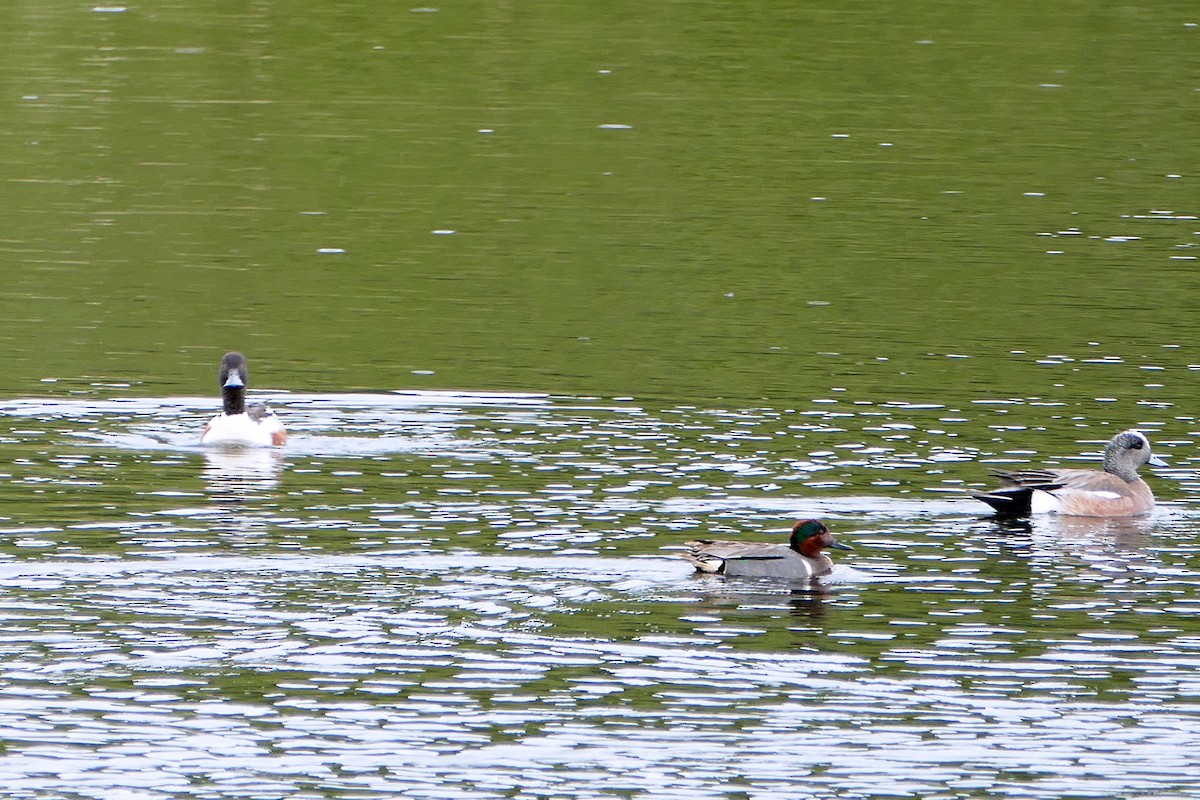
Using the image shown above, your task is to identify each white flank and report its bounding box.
[1030,490,1062,514]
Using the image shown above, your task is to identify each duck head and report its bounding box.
[218,351,250,415]
[1104,430,1167,481]
[789,519,852,558]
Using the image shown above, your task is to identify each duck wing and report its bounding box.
[682,540,789,573]
[987,468,1063,489]
[247,403,275,422]
[1049,468,1126,492]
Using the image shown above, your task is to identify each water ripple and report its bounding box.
[0,392,1196,797]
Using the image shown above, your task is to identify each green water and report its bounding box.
[1,4,1200,798]
[3,1,1197,402]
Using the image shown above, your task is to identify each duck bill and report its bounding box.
[829,538,853,551]
[1149,455,1168,468]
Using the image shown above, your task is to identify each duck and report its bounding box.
[683,519,852,580]
[971,429,1165,517]
[200,352,287,448]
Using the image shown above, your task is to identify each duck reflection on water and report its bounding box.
[202,447,285,501]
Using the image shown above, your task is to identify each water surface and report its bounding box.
[2,1,1200,797]
[0,392,1197,797]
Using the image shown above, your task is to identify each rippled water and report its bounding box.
[4,1,1200,796]
[1,391,1199,799]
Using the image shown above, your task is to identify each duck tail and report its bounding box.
[681,540,725,573]
[972,470,1065,517]
[971,487,1036,517]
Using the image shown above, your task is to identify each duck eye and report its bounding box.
[1129,439,1143,450]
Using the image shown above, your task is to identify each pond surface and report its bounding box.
[0,391,1198,798]
[2,1,1200,798]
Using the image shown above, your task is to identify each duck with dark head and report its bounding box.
[683,519,852,581]
[200,352,287,448]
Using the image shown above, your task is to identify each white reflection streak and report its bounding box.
[202,448,286,498]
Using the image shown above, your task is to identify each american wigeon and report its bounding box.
[200,352,287,448]
[683,519,852,580]
[971,429,1165,517]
